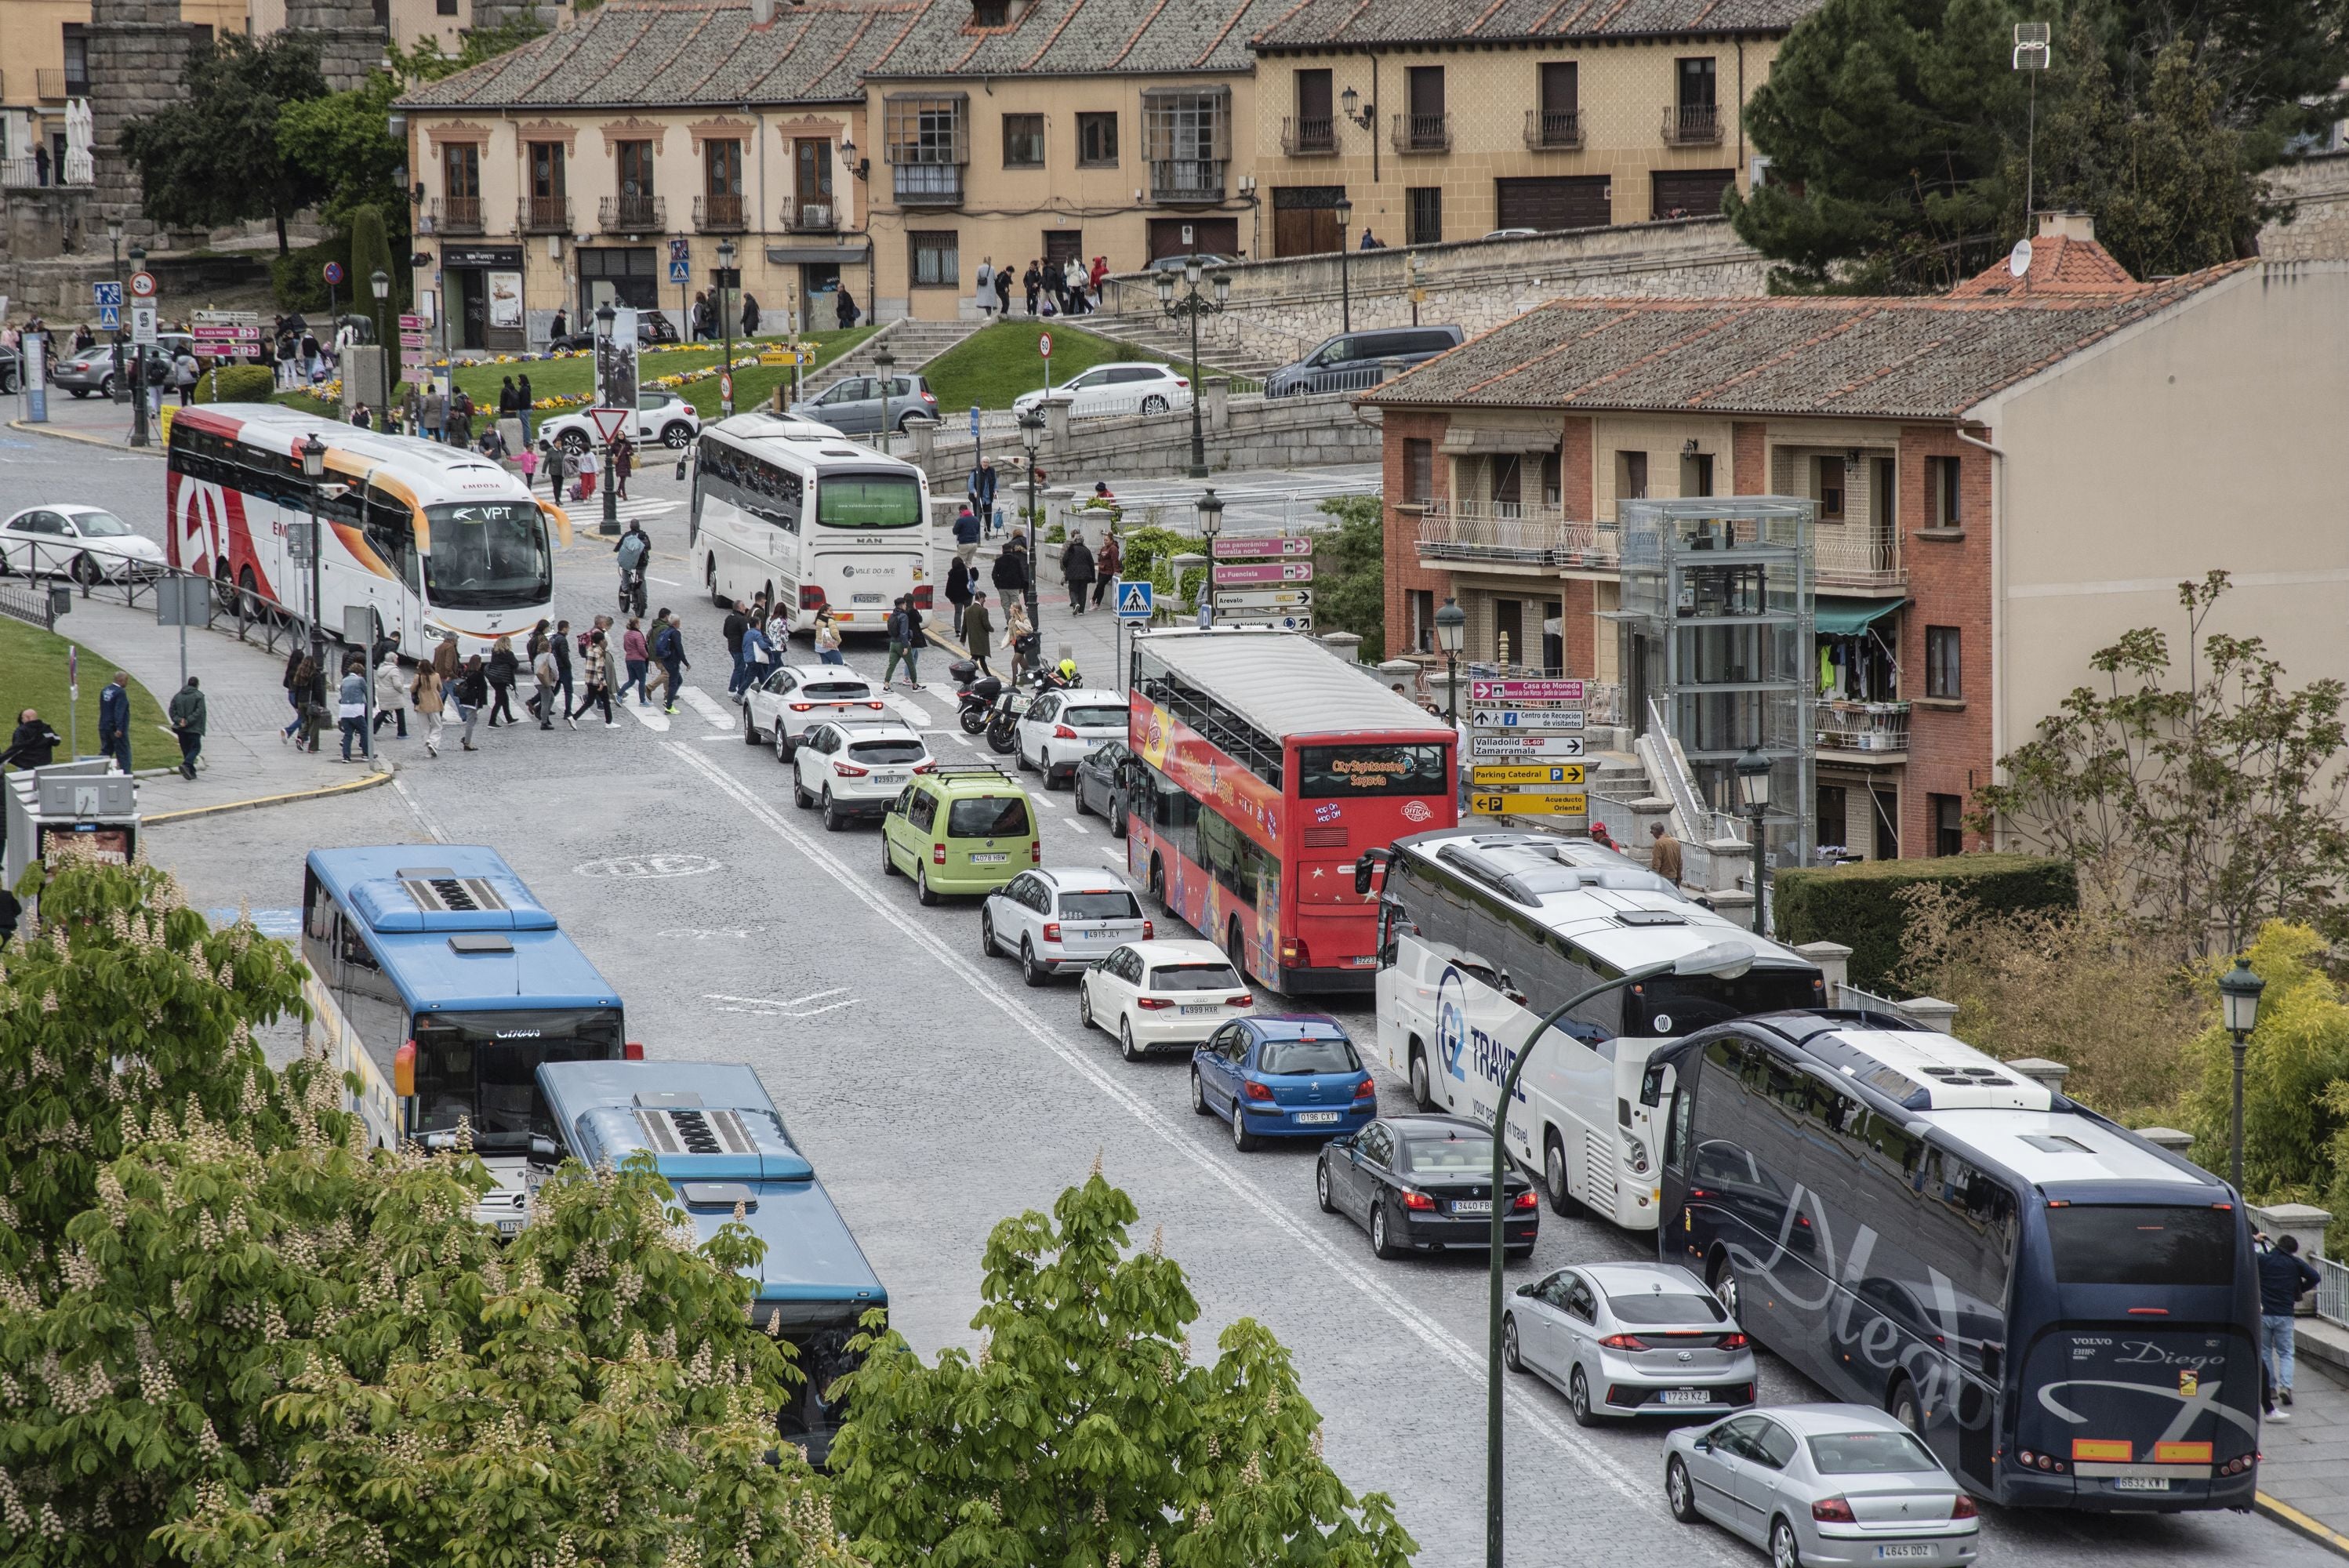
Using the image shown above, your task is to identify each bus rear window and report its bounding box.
[947,796,1030,837]
[1295,744,1449,798]
[2046,1206,2237,1287]
[815,474,921,528]
[1628,968,1823,1036]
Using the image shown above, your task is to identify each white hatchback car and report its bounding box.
[742,665,888,759]
[539,390,703,452]
[1079,938,1256,1061]
[791,717,932,829]
[0,504,168,583]
[981,869,1152,985]
[1014,688,1129,788]
[1011,363,1193,421]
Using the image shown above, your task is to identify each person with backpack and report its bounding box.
[2256,1232,2326,1417]
[571,617,619,728]
[651,612,688,714]
[615,521,652,609]
[485,636,521,727]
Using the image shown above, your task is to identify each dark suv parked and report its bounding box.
[1264,325,1465,397]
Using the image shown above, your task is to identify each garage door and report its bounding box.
[1149,216,1240,262]
[1494,176,1613,233]
[1651,169,1736,220]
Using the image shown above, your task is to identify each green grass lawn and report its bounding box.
[0,615,180,771]
[921,322,1172,412]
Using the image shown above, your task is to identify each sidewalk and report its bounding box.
[2258,1317,2349,1557]
[10,388,169,453]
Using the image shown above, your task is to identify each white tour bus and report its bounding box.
[689,413,932,633]
[1365,829,1825,1229]
[166,402,568,657]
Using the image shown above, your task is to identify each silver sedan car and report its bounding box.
[1665,1405,1981,1568]
[1502,1261,1755,1425]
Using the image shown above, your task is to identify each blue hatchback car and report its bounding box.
[1190,1015,1378,1151]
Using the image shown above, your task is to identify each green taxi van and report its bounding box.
[880,764,1041,904]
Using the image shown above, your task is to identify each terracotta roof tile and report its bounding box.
[1249,0,1815,48]
[1948,234,2147,298]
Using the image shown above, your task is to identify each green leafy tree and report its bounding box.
[389,16,548,82]
[829,1168,1416,1568]
[1312,495,1385,662]
[1971,572,2349,960]
[276,72,405,238]
[118,33,329,255]
[2177,922,2349,1201]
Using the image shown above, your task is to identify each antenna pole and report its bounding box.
[2026,68,2036,223]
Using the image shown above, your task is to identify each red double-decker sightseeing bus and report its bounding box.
[1125,630,1458,993]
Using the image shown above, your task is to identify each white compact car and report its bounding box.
[539,390,702,452]
[1011,363,1193,422]
[1078,938,1256,1061]
[1014,688,1129,788]
[0,505,168,583]
[791,717,932,829]
[742,665,888,759]
[982,869,1153,985]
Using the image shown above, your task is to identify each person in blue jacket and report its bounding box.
[97,670,133,775]
[2256,1232,2325,1417]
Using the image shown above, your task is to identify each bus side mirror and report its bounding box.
[1640,1063,1673,1109]
[1355,856,1373,895]
[675,458,689,481]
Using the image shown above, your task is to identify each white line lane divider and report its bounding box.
[677,685,735,730]
[665,741,1712,1540]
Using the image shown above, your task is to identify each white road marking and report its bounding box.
[887,694,934,727]
[626,703,673,732]
[1066,818,1088,834]
[664,741,1707,1535]
[1098,847,1127,869]
[677,685,735,729]
[648,575,681,586]
[390,777,449,842]
[704,988,860,1018]
[699,734,738,742]
[949,731,973,748]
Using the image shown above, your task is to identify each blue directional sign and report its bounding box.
[1116,580,1156,620]
[969,405,982,440]
[93,281,122,307]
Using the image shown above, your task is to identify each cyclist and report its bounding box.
[613,521,652,615]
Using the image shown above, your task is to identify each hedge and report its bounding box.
[1772,853,2078,994]
[195,365,279,405]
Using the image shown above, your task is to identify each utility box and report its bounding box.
[2,757,140,902]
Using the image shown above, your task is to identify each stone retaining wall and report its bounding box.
[2261,152,2349,262]
[902,385,1380,487]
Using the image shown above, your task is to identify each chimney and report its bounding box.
[2037,209,2096,244]
[750,0,775,25]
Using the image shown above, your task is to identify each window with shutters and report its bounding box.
[1403,437,1432,505]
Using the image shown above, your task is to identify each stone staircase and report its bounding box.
[1073,314,1289,380]
[821,318,984,384]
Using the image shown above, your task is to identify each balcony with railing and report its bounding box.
[1812,521,1901,590]
[2,157,89,188]
[518,195,572,234]
[1411,501,1620,571]
[783,198,837,232]
[1524,108,1584,150]
[431,195,484,235]
[1392,111,1451,154]
[600,193,663,234]
[1281,115,1337,156]
[1816,701,1910,759]
[1149,158,1225,205]
[37,69,87,100]
[1662,102,1723,146]
[695,192,746,232]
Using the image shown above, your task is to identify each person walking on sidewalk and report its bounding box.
[953,502,982,566]
[1091,528,1121,609]
[813,606,844,666]
[571,618,617,727]
[722,601,751,695]
[485,635,521,728]
[372,649,408,740]
[619,615,651,706]
[1059,532,1095,616]
[411,659,445,757]
[964,590,995,678]
[336,660,370,763]
[97,670,133,775]
[167,677,206,780]
[992,533,1033,622]
[651,612,688,715]
[1648,822,1683,884]
[969,458,999,539]
[281,645,312,744]
[455,655,488,750]
[532,638,561,729]
[946,555,973,640]
[2256,1232,2325,1417]
[883,596,925,688]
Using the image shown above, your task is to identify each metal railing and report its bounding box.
[1816,701,1909,753]
[1839,981,1924,1023]
[696,192,746,231]
[0,540,310,657]
[1644,695,1740,844]
[519,196,572,234]
[891,162,964,205]
[601,194,663,233]
[433,195,484,234]
[1814,522,1902,588]
[1149,159,1225,204]
[2315,1253,2347,1329]
[1412,502,1621,568]
[1662,103,1723,146]
[1525,109,1583,150]
[783,198,837,231]
[1281,115,1338,156]
[1392,111,1452,154]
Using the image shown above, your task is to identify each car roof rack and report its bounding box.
[930,761,1015,781]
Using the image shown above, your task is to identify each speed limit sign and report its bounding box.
[720,370,734,401]
[1039,332,1051,359]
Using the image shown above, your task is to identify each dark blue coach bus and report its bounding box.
[1649,1011,2261,1511]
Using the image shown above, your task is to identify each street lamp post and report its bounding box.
[370,269,392,417]
[1484,939,1757,1568]
[126,244,150,448]
[1436,597,1466,724]
[1018,409,1045,628]
[716,238,738,417]
[1334,195,1354,333]
[875,347,896,456]
[2219,957,2265,1194]
[1154,260,1233,479]
[1196,488,1223,623]
[299,434,329,750]
[594,301,620,536]
[1737,746,1773,938]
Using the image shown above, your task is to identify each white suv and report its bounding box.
[743,665,888,759]
[1078,938,1255,1061]
[791,718,933,829]
[1011,363,1193,421]
[540,390,702,452]
[981,869,1152,985]
[1014,688,1129,788]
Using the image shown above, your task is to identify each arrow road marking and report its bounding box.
[703,987,860,1019]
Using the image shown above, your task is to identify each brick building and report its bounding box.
[1362,216,2349,861]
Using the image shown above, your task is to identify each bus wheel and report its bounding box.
[1148,855,1166,902]
[1408,1040,1435,1111]
[1707,1250,1741,1323]
[1886,1376,1925,1437]
[1544,1130,1581,1217]
[1225,919,1247,978]
[708,557,727,608]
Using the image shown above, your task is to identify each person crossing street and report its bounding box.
[651,611,688,715]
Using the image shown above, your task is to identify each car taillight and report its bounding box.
[913,760,936,772]
[394,1039,416,1097]
[1043,922,1062,943]
[1142,919,1153,939]
[1596,1333,1650,1351]
[1054,723,1077,739]
[1951,1496,1978,1519]
[798,585,826,609]
[1243,1081,1273,1101]
[833,761,868,776]
[1811,1497,1856,1524]
[932,844,946,865]
[790,702,814,711]
[1719,1332,1748,1351]
[1230,994,1256,1007]
[1512,1189,1538,1209]
[1031,840,1040,862]
[624,1040,644,1061]
[1138,996,1173,1010]
[864,701,885,710]
[1401,1190,1436,1210]
[1353,1076,1378,1098]
[912,583,934,608]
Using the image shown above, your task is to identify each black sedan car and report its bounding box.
[1316,1115,1538,1260]
[548,312,681,354]
[1071,739,1135,836]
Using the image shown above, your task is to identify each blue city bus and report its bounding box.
[536,1059,888,1465]
[301,846,631,1233]
[1650,1011,2261,1512]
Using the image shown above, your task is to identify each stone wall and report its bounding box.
[284,0,387,91]
[902,387,1381,488]
[88,0,190,239]
[0,250,268,319]
[2261,152,2349,262]
[1098,216,1768,366]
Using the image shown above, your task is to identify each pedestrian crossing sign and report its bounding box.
[1116,580,1155,620]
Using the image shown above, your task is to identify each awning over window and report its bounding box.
[1814,597,1904,636]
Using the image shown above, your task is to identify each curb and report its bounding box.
[7,417,158,455]
[141,766,394,826]
[2258,1494,2349,1561]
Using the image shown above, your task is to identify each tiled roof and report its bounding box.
[870,0,1293,77]
[1947,233,2147,298]
[1250,0,1819,49]
[1363,263,2246,420]
[398,0,925,108]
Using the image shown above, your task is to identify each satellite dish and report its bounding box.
[2009,238,2034,278]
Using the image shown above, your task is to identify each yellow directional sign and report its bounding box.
[1471,763,1585,788]
[758,348,804,365]
[1469,791,1589,817]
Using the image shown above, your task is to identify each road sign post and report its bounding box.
[154,576,210,692]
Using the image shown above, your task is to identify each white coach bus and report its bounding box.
[1363,829,1825,1229]
[689,413,932,634]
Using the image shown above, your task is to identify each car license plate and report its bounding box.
[873,771,906,782]
[496,1218,523,1236]
[1350,956,1378,967]
[1180,1004,1221,1015]
[1451,1200,1492,1215]
[2111,1477,2171,1493]
[1660,1388,1711,1406]
[1297,1111,1341,1125]
[1875,1548,1942,1560]
[969,852,1007,863]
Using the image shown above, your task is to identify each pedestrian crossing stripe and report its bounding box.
[625,703,671,732]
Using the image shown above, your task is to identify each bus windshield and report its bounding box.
[423,501,551,607]
[412,1007,625,1148]
[2046,1205,2237,1286]
[815,474,922,528]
